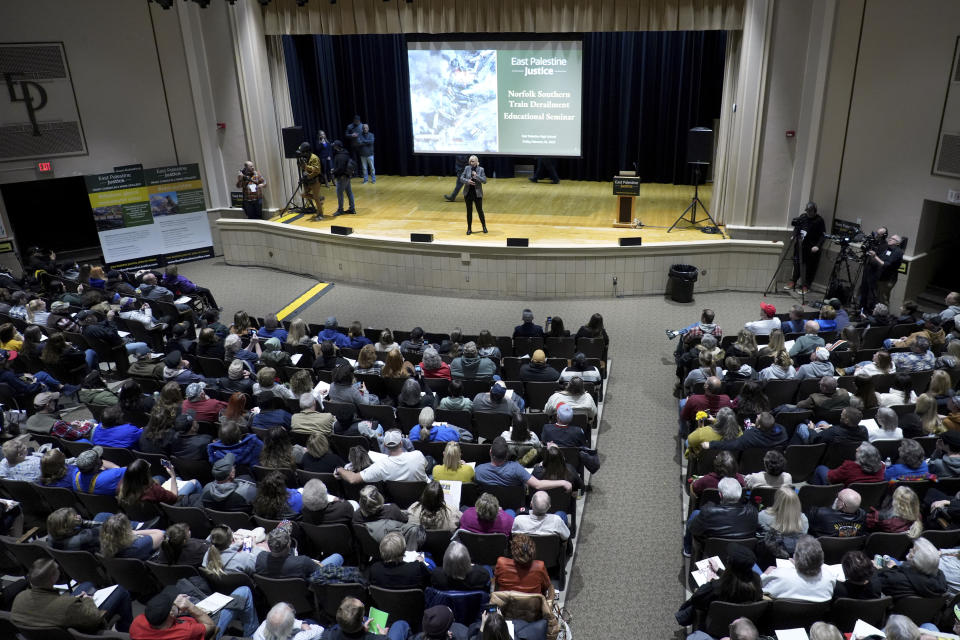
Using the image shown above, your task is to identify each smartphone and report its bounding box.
[545,316,552,331]
[414,365,422,374]
[486,605,498,614]
[160,458,172,469]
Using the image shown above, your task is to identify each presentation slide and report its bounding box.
[407,40,582,156]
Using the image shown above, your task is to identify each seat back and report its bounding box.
[524,381,560,413]
[74,492,120,519]
[763,598,831,634]
[785,444,827,482]
[46,547,110,587]
[471,412,512,442]
[352,523,382,564]
[146,560,200,585]
[16,625,75,640]
[396,406,423,432]
[424,586,490,627]
[204,508,253,531]
[171,456,213,486]
[818,535,866,564]
[358,403,398,430]
[704,600,770,640]
[296,470,344,498]
[830,596,892,631]
[456,531,508,566]
[477,484,526,511]
[160,504,213,539]
[200,567,255,596]
[382,481,428,509]
[797,484,843,509]
[922,529,960,549]
[252,465,298,487]
[864,532,913,560]
[101,556,161,598]
[2,538,51,574]
[528,534,565,585]
[300,522,356,563]
[254,575,316,616]
[699,537,757,566]
[368,586,426,633]
[762,379,800,407]
[890,595,947,626]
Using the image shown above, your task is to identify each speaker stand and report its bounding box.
[667,164,725,238]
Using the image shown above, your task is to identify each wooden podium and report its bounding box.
[612,175,640,228]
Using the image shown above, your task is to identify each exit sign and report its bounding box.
[36,160,54,174]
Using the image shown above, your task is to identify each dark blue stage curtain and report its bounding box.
[282,31,726,184]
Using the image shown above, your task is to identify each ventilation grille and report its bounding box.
[0,44,66,80]
[936,133,960,177]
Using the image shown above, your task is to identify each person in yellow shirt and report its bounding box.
[0,323,23,352]
[685,406,742,459]
[296,142,324,220]
[432,441,475,483]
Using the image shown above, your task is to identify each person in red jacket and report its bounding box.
[680,376,735,434]
[813,441,886,486]
[181,382,226,423]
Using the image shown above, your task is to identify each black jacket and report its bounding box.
[794,213,826,251]
[833,575,882,600]
[688,501,758,540]
[810,423,868,445]
[708,425,787,452]
[519,363,560,382]
[806,506,867,538]
[878,565,947,598]
[332,149,352,178]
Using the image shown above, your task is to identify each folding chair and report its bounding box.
[368,586,426,633]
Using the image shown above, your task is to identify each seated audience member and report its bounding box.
[684,477,757,556]
[533,443,583,493]
[858,303,894,328]
[225,332,261,369]
[161,264,219,309]
[833,550,882,600]
[680,376,736,424]
[758,350,797,381]
[878,373,919,408]
[807,488,867,538]
[883,438,929,481]
[727,329,759,359]
[854,349,896,377]
[257,313,288,342]
[118,379,155,428]
[202,308,229,339]
[744,302,781,336]
[300,478,354,525]
[0,437,43,481]
[902,393,944,437]
[259,337,292,369]
[195,327,225,360]
[252,366,295,400]
[878,537,947,598]
[781,305,806,334]
[702,411,786,453]
[929,370,957,413]
[514,309,545,338]
[397,377,435,411]
[520,349,560,382]
[756,487,808,564]
[475,437,572,492]
[400,326,430,358]
[336,429,427,484]
[72,446,126,494]
[201,452,258,511]
[207,418,264,467]
[46,507,107,552]
[202,524,263,576]
[100,513,164,560]
[559,351,602,385]
[690,451,746,496]
[930,430,960,477]
[761,535,835,601]
[152,522,210,567]
[381,347,413,379]
[493,533,553,598]
[345,321,371,350]
[817,305,838,332]
[39,449,78,489]
[251,393,293,430]
[438,379,472,412]
[512,491,570,541]
[472,380,523,420]
[788,321,825,358]
[165,322,195,357]
[432,441,475,483]
[410,407,462,443]
[675,545,762,625]
[328,363,378,417]
[683,351,722,396]
[77,371,119,407]
[421,346,451,380]
[450,341,496,380]
[883,615,933,640]
[291,392,335,438]
[256,521,343,578]
[253,470,301,520]
[317,316,351,348]
[220,358,255,395]
[118,458,200,509]
[181,381,227,422]
[745,449,792,489]
[12,558,134,633]
[796,347,834,379]
[459,492,514,535]
[324,596,410,640]
[867,485,923,536]
[814,441,885,487]
[758,328,786,358]
[300,432,346,473]
[352,484,407,525]
[680,333,725,379]
[541,403,587,449]
[945,394,960,434]
[431,541,491,591]
[886,315,946,351]
[259,426,298,470]
[896,300,924,325]
[850,373,879,411]
[544,376,596,420]
[254,603,324,640]
[354,343,383,376]
[797,407,867,447]
[677,308,722,348]
[890,336,936,372]
[723,356,757,383]
[132,585,258,640]
[369,531,431,589]
[685,406,740,459]
[795,376,852,421]
[475,330,502,360]
[139,405,212,460]
[501,415,541,464]
[375,329,400,354]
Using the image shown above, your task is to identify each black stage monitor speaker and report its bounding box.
[687,127,714,165]
[331,226,353,236]
[410,233,434,243]
[281,126,305,159]
[507,238,529,247]
[619,237,643,246]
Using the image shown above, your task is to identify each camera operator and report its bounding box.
[785,201,825,293]
[235,161,266,220]
[297,142,324,220]
[859,227,903,311]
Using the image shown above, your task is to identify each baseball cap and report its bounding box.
[324,316,337,329]
[185,382,206,401]
[228,359,245,380]
[76,446,104,473]
[382,429,403,449]
[760,302,776,318]
[814,347,830,361]
[164,350,182,369]
[556,403,574,424]
[144,591,177,626]
[422,606,455,638]
[33,391,60,407]
[490,381,506,398]
[211,452,236,480]
[531,349,546,364]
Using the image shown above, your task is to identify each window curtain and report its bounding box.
[282,30,726,183]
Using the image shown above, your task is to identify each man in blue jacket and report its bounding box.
[317,317,351,348]
[357,124,375,184]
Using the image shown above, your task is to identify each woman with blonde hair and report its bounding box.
[25,298,49,325]
[915,393,944,435]
[99,513,164,559]
[928,369,955,412]
[354,344,383,375]
[867,485,923,538]
[758,328,786,357]
[758,486,808,539]
[381,348,413,379]
[202,524,262,576]
[285,317,312,346]
[759,350,796,380]
[728,329,759,358]
[431,441,474,482]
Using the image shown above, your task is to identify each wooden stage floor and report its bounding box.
[271,176,720,246]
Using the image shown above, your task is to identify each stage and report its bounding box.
[269,176,722,246]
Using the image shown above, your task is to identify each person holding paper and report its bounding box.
[460,155,487,235]
[254,602,323,640]
[236,160,266,219]
[322,596,410,640]
[12,558,134,632]
[132,587,260,640]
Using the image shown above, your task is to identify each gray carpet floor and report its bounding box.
[176,257,795,637]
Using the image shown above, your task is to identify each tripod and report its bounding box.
[823,239,862,309]
[668,163,725,237]
[765,229,806,305]
[279,159,313,216]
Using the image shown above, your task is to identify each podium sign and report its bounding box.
[613,176,640,196]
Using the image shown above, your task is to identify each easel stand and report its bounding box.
[668,163,725,238]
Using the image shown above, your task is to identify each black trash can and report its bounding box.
[668,264,698,303]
